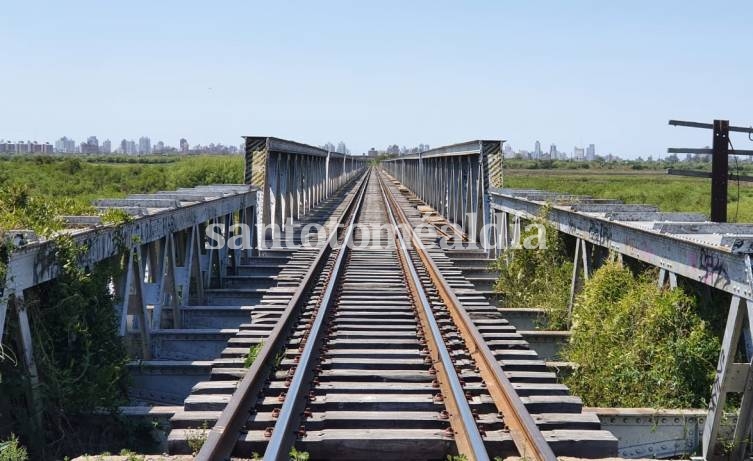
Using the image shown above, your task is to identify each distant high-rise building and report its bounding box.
[180,138,189,153]
[54,136,77,153]
[102,139,111,154]
[586,144,596,161]
[120,139,137,155]
[154,141,165,153]
[367,147,378,157]
[574,146,585,161]
[0,139,15,154]
[80,136,99,154]
[138,136,151,155]
[534,141,542,159]
[503,143,513,157]
[549,144,557,159]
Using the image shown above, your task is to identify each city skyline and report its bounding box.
[1,2,751,159]
[0,134,692,161]
[0,135,244,155]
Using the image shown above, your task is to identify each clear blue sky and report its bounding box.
[2,1,752,157]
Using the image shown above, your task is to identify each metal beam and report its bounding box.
[0,186,257,347]
[670,119,753,134]
[489,189,753,298]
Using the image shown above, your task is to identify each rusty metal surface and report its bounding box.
[194,171,369,461]
[379,170,556,461]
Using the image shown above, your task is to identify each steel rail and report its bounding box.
[377,174,490,461]
[194,171,370,461]
[378,169,557,461]
[262,169,370,461]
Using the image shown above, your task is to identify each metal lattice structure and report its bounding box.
[380,140,503,244]
[488,188,753,460]
[244,137,367,245]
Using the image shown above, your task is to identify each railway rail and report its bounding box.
[170,168,616,460]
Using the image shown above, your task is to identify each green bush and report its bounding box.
[564,261,720,408]
[0,154,244,457]
[243,342,263,368]
[0,434,28,461]
[494,215,573,330]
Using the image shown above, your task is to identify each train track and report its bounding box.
[171,168,615,460]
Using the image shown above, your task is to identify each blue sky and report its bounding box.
[1,1,752,157]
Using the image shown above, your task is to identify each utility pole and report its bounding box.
[711,120,729,222]
[668,119,753,222]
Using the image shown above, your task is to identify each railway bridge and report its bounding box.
[2,137,753,460]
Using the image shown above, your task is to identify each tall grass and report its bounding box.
[0,155,243,234]
[494,214,572,330]
[564,262,720,408]
[505,168,753,222]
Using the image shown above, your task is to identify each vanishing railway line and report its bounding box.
[7,136,751,460]
[166,169,614,460]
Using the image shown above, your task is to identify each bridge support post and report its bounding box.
[657,268,678,289]
[115,248,152,359]
[500,211,510,259]
[703,291,753,460]
[12,294,43,431]
[567,238,591,326]
[146,236,179,331]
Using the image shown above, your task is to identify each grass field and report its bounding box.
[504,168,753,222]
[0,155,243,232]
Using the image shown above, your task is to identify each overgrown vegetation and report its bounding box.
[289,447,310,461]
[494,210,573,330]
[564,262,720,408]
[243,342,263,368]
[0,236,134,458]
[0,154,243,458]
[494,212,723,408]
[186,420,210,455]
[0,155,243,234]
[0,434,28,461]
